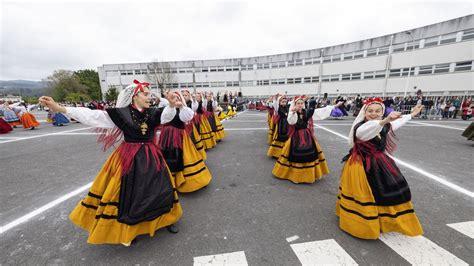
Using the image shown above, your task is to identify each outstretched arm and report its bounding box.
[312,101,344,120]
[39,96,115,128]
[391,105,423,131]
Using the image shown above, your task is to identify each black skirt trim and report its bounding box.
[183,166,207,177]
[200,130,213,135]
[337,194,376,206]
[95,214,118,220]
[87,192,102,200]
[81,201,120,210]
[183,159,204,168]
[81,201,98,210]
[99,201,119,207]
[339,204,415,220]
[276,159,323,169]
[270,143,284,148]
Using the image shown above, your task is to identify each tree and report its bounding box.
[65,92,91,103]
[146,61,177,96]
[105,86,119,102]
[44,70,88,102]
[74,69,101,100]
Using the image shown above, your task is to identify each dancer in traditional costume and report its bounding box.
[52,111,70,126]
[38,80,182,245]
[217,105,227,121]
[1,102,21,127]
[17,102,40,130]
[193,92,217,150]
[462,122,474,142]
[182,90,207,160]
[330,96,348,119]
[335,98,424,239]
[272,96,339,183]
[226,104,236,117]
[159,91,212,193]
[266,96,276,145]
[267,95,289,158]
[0,117,13,134]
[205,93,225,141]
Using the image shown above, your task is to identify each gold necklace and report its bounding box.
[131,109,150,136]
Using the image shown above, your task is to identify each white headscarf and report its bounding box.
[116,84,137,108]
[348,101,385,147]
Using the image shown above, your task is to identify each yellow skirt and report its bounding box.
[335,157,423,239]
[272,138,329,183]
[191,124,207,161]
[218,112,227,121]
[69,150,182,244]
[214,114,226,140]
[199,115,217,150]
[267,116,275,145]
[267,124,287,158]
[173,132,212,193]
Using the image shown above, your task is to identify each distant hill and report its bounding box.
[0,80,48,97]
[0,80,47,90]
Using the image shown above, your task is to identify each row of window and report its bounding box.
[112,60,469,89]
[107,29,474,76]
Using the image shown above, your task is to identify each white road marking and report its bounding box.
[224,120,267,122]
[0,182,93,234]
[290,239,357,265]
[314,124,474,198]
[286,235,300,242]
[225,128,267,131]
[0,127,93,144]
[447,221,474,239]
[193,251,248,266]
[54,132,104,135]
[408,121,464,130]
[380,232,468,265]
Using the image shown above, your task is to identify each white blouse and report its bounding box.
[65,107,115,129]
[160,106,195,124]
[64,105,190,129]
[355,114,412,141]
[287,106,335,125]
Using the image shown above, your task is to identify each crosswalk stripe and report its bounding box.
[290,239,357,265]
[193,251,248,266]
[379,232,468,265]
[447,221,474,239]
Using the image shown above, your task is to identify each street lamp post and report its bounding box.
[382,35,394,98]
[404,31,416,98]
[317,49,324,98]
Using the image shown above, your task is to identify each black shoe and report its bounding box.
[166,224,179,234]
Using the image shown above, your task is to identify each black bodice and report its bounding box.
[106,106,162,142]
[354,121,391,152]
[206,100,213,112]
[166,108,185,129]
[196,101,204,114]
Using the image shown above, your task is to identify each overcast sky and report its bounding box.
[1,0,472,81]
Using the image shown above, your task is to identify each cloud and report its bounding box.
[1,0,472,80]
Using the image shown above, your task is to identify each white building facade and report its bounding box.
[98,15,474,98]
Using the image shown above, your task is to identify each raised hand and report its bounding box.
[411,105,424,117]
[166,91,177,107]
[38,96,66,113]
[387,111,402,122]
